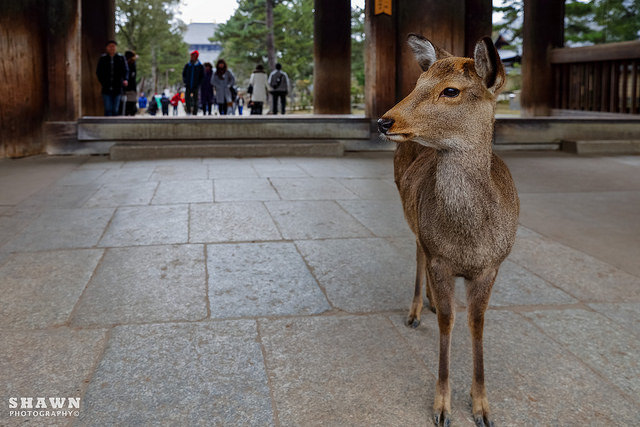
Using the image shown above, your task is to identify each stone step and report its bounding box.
[109,141,345,160]
[562,140,640,154]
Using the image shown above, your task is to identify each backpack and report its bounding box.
[270,71,284,90]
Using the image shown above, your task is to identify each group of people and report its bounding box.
[97,40,290,117]
[182,50,290,116]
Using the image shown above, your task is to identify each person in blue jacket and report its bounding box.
[182,50,205,115]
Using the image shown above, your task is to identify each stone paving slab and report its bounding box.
[338,199,413,237]
[390,310,640,425]
[71,245,207,326]
[16,184,102,211]
[214,178,281,202]
[1,152,639,426]
[4,208,114,252]
[265,200,373,240]
[509,233,640,302]
[518,190,640,277]
[0,249,103,329]
[588,302,640,339]
[208,242,330,318]
[207,161,259,178]
[189,202,282,243]
[151,180,214,205]
[336,178,400,200]
[0,328,109,427]
[83,182,159,208]
[76,321,273,426]
[455,259,578,308]
[98,205,189,247]
[523,308,640,402]
[149,164,209,181]
[259,315,432,427]
[94,167,155,184]
[270,177,358,200]
[295,238,414,312]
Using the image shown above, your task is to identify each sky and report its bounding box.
[178,0,365,24]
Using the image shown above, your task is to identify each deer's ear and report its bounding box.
[474,37,506,93]
[408,34,451,72]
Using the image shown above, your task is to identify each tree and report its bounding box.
[494,0,640,48]
[214,0,365,110]
[116,0,188,94]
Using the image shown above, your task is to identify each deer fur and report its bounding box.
[378,34,519,427]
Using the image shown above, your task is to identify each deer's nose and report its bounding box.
[377,118,395,134]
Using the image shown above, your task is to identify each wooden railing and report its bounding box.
[551,40,640,115]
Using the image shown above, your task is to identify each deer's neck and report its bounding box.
[434,148,495,223]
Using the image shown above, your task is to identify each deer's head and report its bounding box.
[378,35,505,152]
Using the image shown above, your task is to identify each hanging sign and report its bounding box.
[375,0,392,16]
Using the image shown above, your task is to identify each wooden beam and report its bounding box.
[313,0,351,114]
[46,0,81,121]
[396,0,465,99]
[82,0,115,116]
[464,0,492,58]
[521,0,565,117]
[364,0,397,119]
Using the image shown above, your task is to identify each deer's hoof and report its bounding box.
[405,317,420,328]
[473,415,494,427]
[434,410,451,427]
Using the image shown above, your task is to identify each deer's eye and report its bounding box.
[440,88,460,98]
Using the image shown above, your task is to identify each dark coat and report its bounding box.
[96,53,129,95]
[200,68,214,104]
[182,60,205,91]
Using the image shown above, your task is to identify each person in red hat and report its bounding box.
[182,50,205,115]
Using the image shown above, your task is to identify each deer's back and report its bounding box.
[394,142,519,277]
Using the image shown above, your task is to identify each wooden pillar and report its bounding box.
[396,0,465,99]
[364,0,397,119]
[0,1,47,157]
[82,0,115,116]
[464,0,492,58]
[521,0,564,116]
[313,0,351,114]
[46,0,81,121]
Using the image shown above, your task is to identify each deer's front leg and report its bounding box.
[466,269,498,427]
[407,242,427,328]
[430,259,455,426]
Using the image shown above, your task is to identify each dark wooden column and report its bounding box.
[364,0,397,119]
[313,0,351,114]
[46,0,81,121]
[82,0,115,116]
[521,0,564,116]
[464,0,492,58]
[396,0,465,99]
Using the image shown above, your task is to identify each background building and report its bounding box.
[184,23,222,65]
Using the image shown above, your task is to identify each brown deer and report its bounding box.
[378,34,519,427]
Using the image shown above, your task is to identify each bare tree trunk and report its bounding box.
[151,44,158,94]
[266,0,276,70]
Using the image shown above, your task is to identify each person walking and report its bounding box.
[248,64,269,115]
[123,51,138,116]
[211,59,236,116]
[170,92,183,116]
[200,62,214,115]
[268,63,290,114]
[138,92,148,115]
[96,40,129,116]
[160,93,170,116]
[182,50,204,115]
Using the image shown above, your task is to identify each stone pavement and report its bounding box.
[0,152,639,426]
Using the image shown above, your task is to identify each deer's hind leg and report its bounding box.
[465,269,498,427]
[407,241,433,328]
